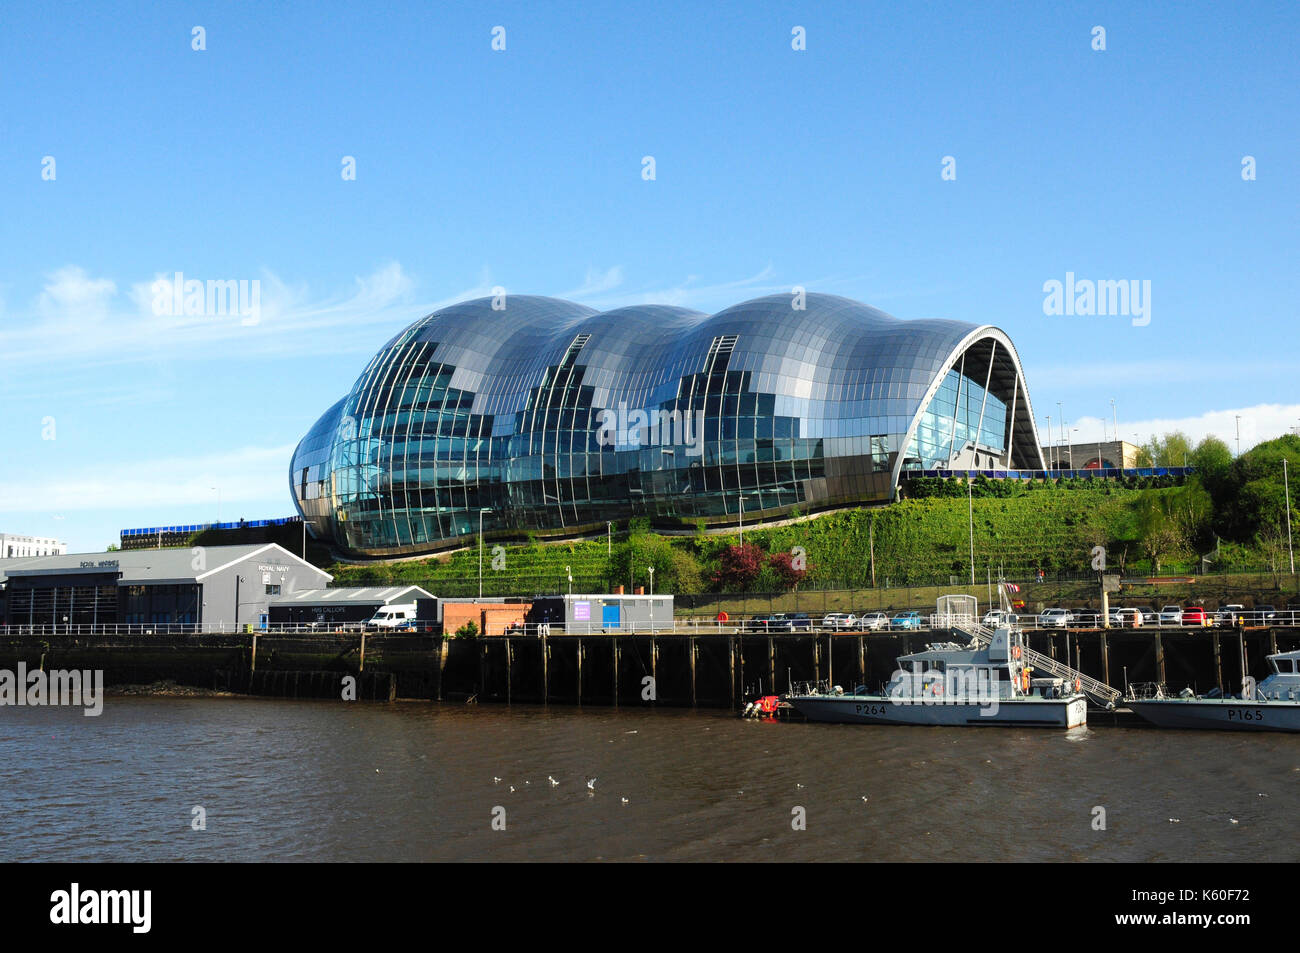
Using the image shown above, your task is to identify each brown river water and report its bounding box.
[2,698,1297,862]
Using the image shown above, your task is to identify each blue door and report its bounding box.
[602,604,621,631]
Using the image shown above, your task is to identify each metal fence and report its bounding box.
[5,610,1298,640]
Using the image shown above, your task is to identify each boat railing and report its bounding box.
[787,679,835,696]
[1126,681,1168,701]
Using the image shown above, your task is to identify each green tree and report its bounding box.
[609,532,702,594]
[1212,435,1300,542]
[1134,492,1187,574]
[1190,435,1232,475]
[1137,430,1193,468]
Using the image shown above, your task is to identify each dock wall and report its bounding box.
[3,627,1298,708]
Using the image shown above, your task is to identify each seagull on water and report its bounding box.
[586,777,597,792]
[621,797,629,804]
[548,775,559,787]
[493,777,501,784]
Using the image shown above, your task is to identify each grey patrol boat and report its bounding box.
[1126,649,1300,733]
[784,626,1088,729]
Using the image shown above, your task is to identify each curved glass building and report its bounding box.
[291,293,1045,557]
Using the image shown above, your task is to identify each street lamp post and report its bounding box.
[648,566,655,629]
[1235,416,1242,457]
[607,521,612,557]
[1284,459,1295,576]
[738,495,744,545]
[1045,415,1052,469]
[478,509,486,599]
[565,565,573,596]
[967,477,975,585]
[1056,402,1063,468]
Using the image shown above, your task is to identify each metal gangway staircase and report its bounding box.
[944,616,1122,708]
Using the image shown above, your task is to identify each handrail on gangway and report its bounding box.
[952,620,1122,708]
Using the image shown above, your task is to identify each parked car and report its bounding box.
[1213,604,1245,627]
[789,612,813,631]
[821,612,858,631]
[1158,605,1183,626]
[1069,608,1101,627]
[857,611,890,631]
[1038,607,1073,628]
[1250,605,1277,625]
[890,610,923,630]
[1109,607,1143,628]
[1136,606,1160,625]
[982,609,1019,626]
[1181,606,1209,626]
[749,613,791,633]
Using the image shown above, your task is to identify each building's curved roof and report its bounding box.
[370,293,992,428]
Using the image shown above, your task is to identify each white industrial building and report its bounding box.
[0,533,67,559]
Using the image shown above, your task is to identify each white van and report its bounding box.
[365,603,417,630]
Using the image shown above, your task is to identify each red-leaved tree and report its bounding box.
[710,542,766,591]
[768,551,811,591]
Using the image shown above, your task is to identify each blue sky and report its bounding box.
[2,0,1297,552]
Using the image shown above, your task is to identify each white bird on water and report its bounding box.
[509,785,515,793]
[548,775,559,787]
[586,777,597,792]
[493,777,501,784]
[621,797,629,804]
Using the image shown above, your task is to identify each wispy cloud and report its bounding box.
[0,262,434,375]
[558,265,626,300]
